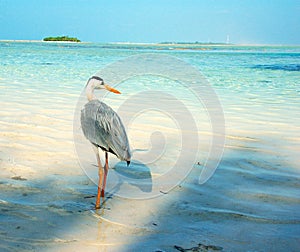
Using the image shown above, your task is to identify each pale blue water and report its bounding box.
[0,42,299,251]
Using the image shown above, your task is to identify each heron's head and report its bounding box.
[88,76,121,94]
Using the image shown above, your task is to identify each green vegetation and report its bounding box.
[43,36,81,42]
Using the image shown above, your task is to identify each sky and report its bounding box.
[0,0,299,44]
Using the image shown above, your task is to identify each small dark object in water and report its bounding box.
[11,176,27,181]
[174,243,223,251]
[84,195,95,199]
[160,190,168,194]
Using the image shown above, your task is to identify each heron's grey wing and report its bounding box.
[105,111,131,161]
[81,100,111,150]
[95,103,131,161]
[81,100,131,161]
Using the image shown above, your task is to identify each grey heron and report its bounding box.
[81,76,131,209]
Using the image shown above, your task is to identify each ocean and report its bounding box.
[0,41,299,251]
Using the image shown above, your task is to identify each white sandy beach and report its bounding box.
[1,86,299,251]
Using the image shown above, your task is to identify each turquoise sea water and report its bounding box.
[0,42,299,251]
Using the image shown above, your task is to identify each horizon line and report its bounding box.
[0,39,299,47]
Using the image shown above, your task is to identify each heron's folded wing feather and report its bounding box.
[96,103,131,160]
[81,100,131,161]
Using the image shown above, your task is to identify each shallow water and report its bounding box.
[0,42,299,251]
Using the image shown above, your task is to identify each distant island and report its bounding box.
[159,41,229,45]
[43,36,81,42]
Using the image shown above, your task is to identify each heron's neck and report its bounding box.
[86,82,97,101]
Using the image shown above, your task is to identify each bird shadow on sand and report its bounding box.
[110,160,153,194]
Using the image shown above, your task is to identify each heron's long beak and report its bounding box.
[104,84,121,94]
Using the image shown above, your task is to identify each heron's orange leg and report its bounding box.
[101,152,109,198]
[95,150,104,209]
